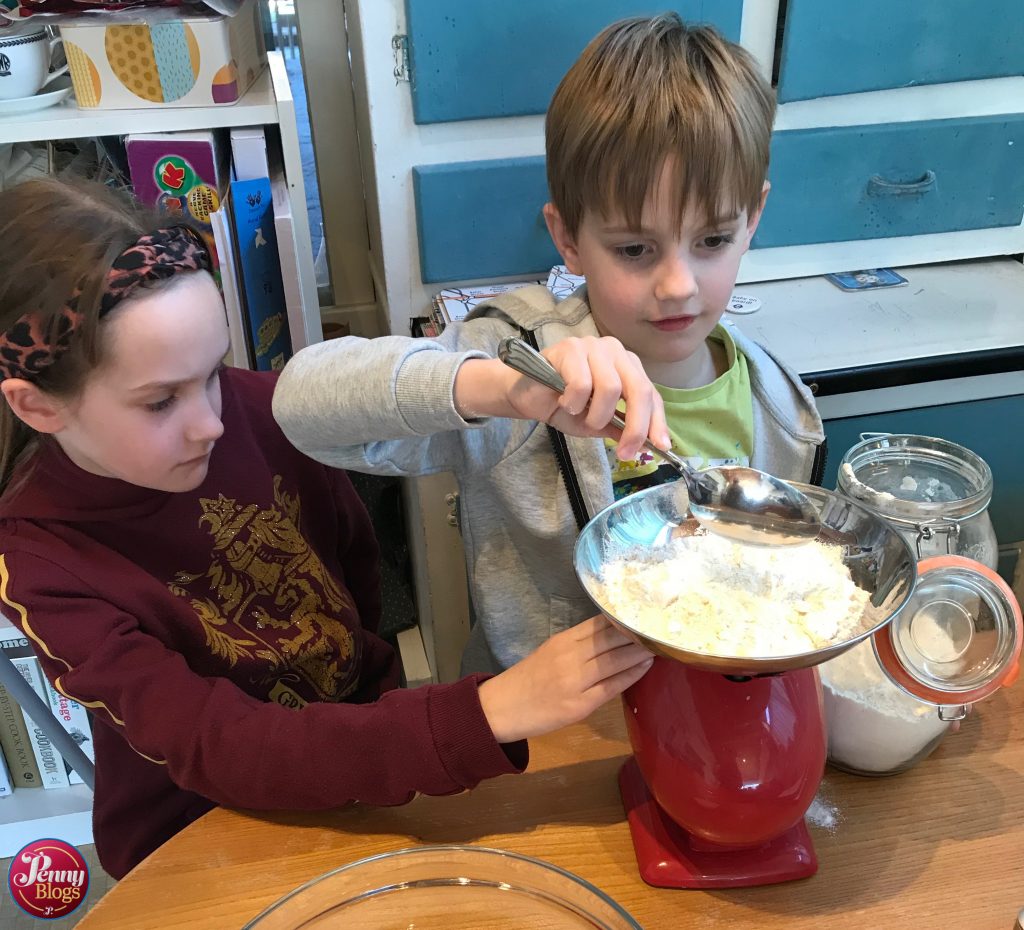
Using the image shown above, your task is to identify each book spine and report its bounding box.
[11,657,69,790]
[0,746,12,798]
[0,682,42,788]
[43,679,94,787]
[211,198,254,370]
[229,177,292,371]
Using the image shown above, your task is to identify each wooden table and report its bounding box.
[78,686,1024,930]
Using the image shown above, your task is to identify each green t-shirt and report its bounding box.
[607,325,754,500]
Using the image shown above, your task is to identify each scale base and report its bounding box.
[619,757,818,889]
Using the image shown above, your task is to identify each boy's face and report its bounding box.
[545,160,767,369]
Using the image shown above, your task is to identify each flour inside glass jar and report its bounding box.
[595,533,871,658]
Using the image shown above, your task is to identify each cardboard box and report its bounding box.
[60,0,266,109]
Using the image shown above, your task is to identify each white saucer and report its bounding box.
[0,77,74,118]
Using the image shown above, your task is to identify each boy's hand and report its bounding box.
[477,614,654,744]
[454,336,669,461]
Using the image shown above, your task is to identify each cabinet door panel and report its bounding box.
[755,115,1024,249]
[413,157,558,282]
[778,0,1024,103]
[405,0,743,124]
[822,395,1024,546]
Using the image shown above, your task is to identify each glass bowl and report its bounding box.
[241,845,642,929]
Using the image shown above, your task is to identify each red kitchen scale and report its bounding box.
[574,482,1022,889]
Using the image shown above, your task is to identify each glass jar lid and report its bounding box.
[838,434,993,525]
[873,555,1021,706]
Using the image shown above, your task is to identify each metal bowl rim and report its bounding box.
[572,482,919,674]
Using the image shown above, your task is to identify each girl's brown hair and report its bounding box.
[0,177,166,497]
[546,13,776,237]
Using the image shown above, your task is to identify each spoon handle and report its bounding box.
[496,336,567,393]
[497,337,699,480]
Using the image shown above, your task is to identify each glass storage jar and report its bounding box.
[819,638,952,776]
[820,556,1021,776]
[836,433,998,570]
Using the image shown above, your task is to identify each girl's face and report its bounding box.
[55,272,231,493]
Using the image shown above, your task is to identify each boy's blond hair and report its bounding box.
[546,13,775,237]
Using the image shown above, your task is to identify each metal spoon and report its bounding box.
[497,337,821,546]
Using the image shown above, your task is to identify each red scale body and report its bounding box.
[618,658,826,888]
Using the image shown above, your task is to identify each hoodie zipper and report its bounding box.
[810,438,829,488]
[521,329,590,532]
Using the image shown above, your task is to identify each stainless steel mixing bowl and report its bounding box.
[574,482,917,677]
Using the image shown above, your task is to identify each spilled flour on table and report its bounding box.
[806,791,842,834]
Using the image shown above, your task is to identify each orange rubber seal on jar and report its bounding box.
[873,555,1022,706]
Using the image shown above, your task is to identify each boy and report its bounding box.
[274,13,825,674]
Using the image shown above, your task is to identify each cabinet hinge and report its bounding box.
[392,34,411,82]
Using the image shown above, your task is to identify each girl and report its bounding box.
[0,178,655,879]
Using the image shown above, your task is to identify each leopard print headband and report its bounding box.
[0,226,212,382]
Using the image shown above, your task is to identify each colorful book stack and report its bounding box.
[0,627,94,798]
[125,127,298,372]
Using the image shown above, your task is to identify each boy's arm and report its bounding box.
[273,319,529,478]
[274,322,669,477]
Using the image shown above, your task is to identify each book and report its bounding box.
[1,630,70,790]
[0,746,11,799]
[210,196,253,369]
[432,280,539,326]
[0,681,42,789]
[270,162,308,354]
[230,126,271,183]
[126,130,231,278]
[10,655,69,790]
[42,677,94,788]
[229,176,292,370]
[546,265,586,300]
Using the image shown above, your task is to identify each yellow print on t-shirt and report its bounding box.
[169,475,359,700]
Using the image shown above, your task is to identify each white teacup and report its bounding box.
[0,29,68,101]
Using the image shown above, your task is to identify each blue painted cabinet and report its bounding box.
[778,0,1024,103]
[412,111,1024,279]
[404,0,743,124]
[413,158,558,282]
[755,115,1024,249]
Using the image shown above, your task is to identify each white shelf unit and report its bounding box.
[0,50,322,351]
[0,50,322,850]
[0,784,94,860]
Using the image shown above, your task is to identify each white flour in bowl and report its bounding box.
[819,639,949,774]
[594,533,871,658]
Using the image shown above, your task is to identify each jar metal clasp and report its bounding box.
[938,704,968,722]
[915,519,961,558]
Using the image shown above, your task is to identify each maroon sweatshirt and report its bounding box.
[0,369,525,878]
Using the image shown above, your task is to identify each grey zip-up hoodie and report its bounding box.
[273,286,825,673]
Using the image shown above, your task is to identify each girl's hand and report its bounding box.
[477,614,654,744]
[454,336,669,462]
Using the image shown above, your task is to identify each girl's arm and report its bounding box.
[7,550,521,810]
[327,467,383,636]
[5,550,651,810]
